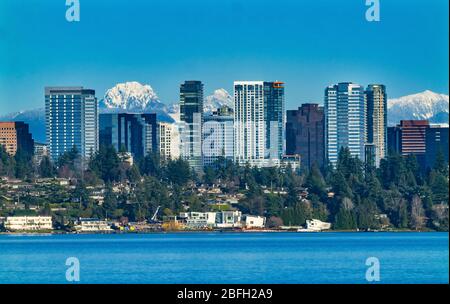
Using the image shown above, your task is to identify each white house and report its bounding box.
[4,216,53,231]
[216,211,242,229]
[75,218,113,232]
[179,212,217,229]
[244,215,266,229]
[180,212,216,229]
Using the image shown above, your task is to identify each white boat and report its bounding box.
[297,219,332,232]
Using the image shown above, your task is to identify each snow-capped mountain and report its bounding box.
[2,89,448,144]
[388,90,449,126]
[204,88,234,114]
[100,81,163,112]
[99,81,174,122]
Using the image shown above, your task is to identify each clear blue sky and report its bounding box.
[0,0,448,114]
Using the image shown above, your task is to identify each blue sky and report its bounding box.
[0,0,448,114]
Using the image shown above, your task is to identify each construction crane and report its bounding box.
[150,206,161,223]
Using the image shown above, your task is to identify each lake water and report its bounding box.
[0,232,448,284]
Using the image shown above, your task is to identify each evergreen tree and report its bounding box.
[89,145,121,182]
[305,162,327,199]
[103,183,118,219]
[39,156,56,178]
[166,158,191,186]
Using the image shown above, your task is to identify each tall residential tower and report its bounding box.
[234,81,285,167]
[325,82,365,167]
[45,87,98,162]
[365,84,387,167]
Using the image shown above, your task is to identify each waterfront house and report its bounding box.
[75,218,113,232]
[4,216,53,231]
[179,212,217,229]
[216,211,242,229]
[243,215,266,229]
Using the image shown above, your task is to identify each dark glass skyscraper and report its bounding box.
[180,81,204,169]
[286,104,324,169]
[264,81,285,160]
[99,113,158,159]
[425,125,449,169]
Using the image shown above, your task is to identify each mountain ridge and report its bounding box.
[1,88,448,143]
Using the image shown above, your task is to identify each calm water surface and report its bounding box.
[0,232,448,284]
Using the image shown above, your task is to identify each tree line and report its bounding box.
[0,144,448,231]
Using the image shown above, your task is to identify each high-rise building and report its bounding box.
[233,81,285,167]
[0,122,34,156]
[387,126,401,154]
[398,120,429,155]
[264,81,285,160]
[45,87,98,162]
[286,104,325,169]
[99,113,158,159]
[425,124,449,169]
[387,120,430,169]
[365,84,387,167]
[202,108,234,167]
[159,122,180,161]
[34,142,49,165]
[325,82,365,167]
[179,81,203,170]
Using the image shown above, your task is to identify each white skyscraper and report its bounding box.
[202,110,234,167]
[159,122,180,161]
[325,82,365,167]
[234,81,265,166]
[233,81,285,167]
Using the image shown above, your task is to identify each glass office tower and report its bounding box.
[179,81,204,170]
[99,113,158,159]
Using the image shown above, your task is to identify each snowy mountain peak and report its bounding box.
[99,81,174,123]
[388,90,449,125]
[100,81,161,112]
[204,88,234,113]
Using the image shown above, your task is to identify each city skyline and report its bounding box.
[0,0,449,114]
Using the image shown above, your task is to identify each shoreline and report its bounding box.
[0,229,446,236]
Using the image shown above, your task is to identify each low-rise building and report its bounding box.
[216,211,242,229]
[75,218,113,232]
[118,152,134,167]
[243,215,266,229]
[179,212,216,229]
[4,216,53,231]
